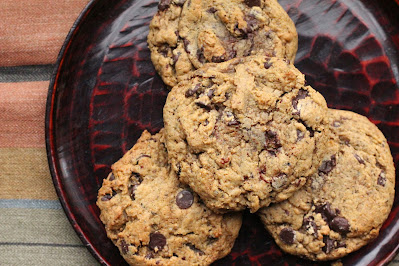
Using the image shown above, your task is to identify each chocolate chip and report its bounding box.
[145,253,154,259]
[183,39,190,53]
[159,45,169,57]
[173,52,181,65]
[185,83,200,97]
[244,0,261,7]
[377,171,386,186]
[109,173,115,181]
[186,243,205,255]
[131,172,143,182]
[337,241,347,248]
[354,154,365,164]
[279,228,295,245]
[292,88,309,110]
[303,216,318,237]
[101,194,112,201]
[264,61,272,69]
[228,120,240,126]
[207,7,217,13]
[195,101,211,110]
[318,155,337,175]
[211,55,226,63]
[296,129,305,141]
[149,232,167,251]
[158,0,171,11]
[330,217,350,233]
[120,240,129,254]
[176,190,194,209]
[322,235,335,254]
[197,48,206,64]
[265,130,282,153]
[315,202,337,222]
[207,89,214,98]
[129,184,139,200]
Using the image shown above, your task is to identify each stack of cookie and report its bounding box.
[97,0,395,264]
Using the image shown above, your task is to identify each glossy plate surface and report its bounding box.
[46,0,399,265]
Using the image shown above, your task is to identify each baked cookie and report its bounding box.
[148,0,297,87]
[97,130,242,265]
[148,0,194,87]
[179,0,297,68]
[163,56,328,213]
[258,109,395,261]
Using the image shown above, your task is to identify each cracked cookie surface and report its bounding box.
[97,130,242,265]
[163,56,328,213]
[258,109,395,261]
[147,0,297,87]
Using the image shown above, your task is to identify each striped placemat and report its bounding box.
[0,0,397,265]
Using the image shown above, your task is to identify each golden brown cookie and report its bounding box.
[163,56,328,213]
[97,130,242,265]
[258,109,395,261]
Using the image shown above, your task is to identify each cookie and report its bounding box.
[179,0,297,68]
[97,130,242,265]
[163,56,328,213]
[148,0,194,87]
[148,0,297,87]
[258,109,395,261]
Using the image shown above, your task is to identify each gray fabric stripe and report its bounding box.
[0,64,54,82]
[0,199,61,209]
[0,242,83,248]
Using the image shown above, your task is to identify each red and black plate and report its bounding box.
[45,0,399,265]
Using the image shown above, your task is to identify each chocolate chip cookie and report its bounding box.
[97,130,242,265]
[148,0,297,87]
[163,56,328,213]
[148,0,194,87]
[179,0,297,68]
[258,109,395,261]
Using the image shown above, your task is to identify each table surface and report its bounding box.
[0,0,397,265]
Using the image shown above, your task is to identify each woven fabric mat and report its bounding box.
[0,0,397,265]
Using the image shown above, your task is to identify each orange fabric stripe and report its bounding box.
[0,0,90,67]
[0,148,58,200]
[0,81,48,148]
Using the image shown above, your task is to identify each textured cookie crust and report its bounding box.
[147,0,297,87]
[258,109,395,261]
[97,130,242,266]
[163,56,328,213]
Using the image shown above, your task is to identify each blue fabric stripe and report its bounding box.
[0,199,62,209]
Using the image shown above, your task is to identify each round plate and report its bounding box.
[46,0,399,265]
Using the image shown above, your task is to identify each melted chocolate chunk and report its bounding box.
[322,235,335,254]
[207,7,217,13]
[292,89,309,110]
[173,52,180,65]
[197,47,206,64]
[149,232,167,251]
[279,228,295,245]
[264,61,272,69]
[159,45,169,57]
[185,84,200,97]
[228,120,240,126]
[129,184,139,200]
[377,171,386,186]
[354,154,365,164]
[315,202,337,222]
[318,155,337,175]
[195,101,211,110]
[120,240,129,254]
[265,130,282,153]
[337,241,347,248]
[330,217,350,233]
[131,172,143,182]
[109,173,115,181]
[244,0,261,7]
[158,0,171,11]
[303,216,318,237]
[186,243,205,255]
[176,190,194,209]
[211,55,226,63]
[207,89,214,99]
[101,194,112,201]
[145,253,154,259]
